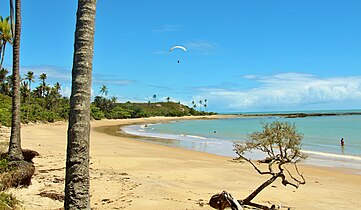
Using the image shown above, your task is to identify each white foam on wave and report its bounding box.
[302,150,361,161]
[183,135,207,140]
[122,125,229,146]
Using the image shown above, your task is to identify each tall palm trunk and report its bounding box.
[65,0,97,209]
[8,0,24,161]
[27,81,31,120]
[0,44,6,71]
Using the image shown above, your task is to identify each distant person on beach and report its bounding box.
[340,138,344,146]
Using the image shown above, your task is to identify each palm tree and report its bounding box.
[8,0,24,161]
[192,101,197,109]
[39,73,47,97]
[53,82,61,97]
[153,94,157,102]
[204,99,207,111]
[0,16,13,71]
[0,68,9,94]
[199,100,203,111]
[24,71,34,120]
[99,84,108,96]
[65,0,97,209]
[110,96,117,104]
[166,96,170,102]
[20,80,29,102]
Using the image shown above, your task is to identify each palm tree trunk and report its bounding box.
[8,0,24,161]
[0,44,5,71]
[65,0,97,209]
[0,44,6,71]
[26,81,31,120]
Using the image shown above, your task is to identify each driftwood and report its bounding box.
[209,191,243,210]
[210,191,279,210]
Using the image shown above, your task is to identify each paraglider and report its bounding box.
[169,45,186,63]
[169,45,187,52]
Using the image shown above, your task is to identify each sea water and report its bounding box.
[122,114,361,172]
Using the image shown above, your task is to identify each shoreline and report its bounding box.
[8,117,361,209]
[104,116,361,175]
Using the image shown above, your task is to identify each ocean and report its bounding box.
[122,112,361,173]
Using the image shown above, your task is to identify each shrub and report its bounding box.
[91,105,105,120]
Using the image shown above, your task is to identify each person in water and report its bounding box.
[340,138,344,146]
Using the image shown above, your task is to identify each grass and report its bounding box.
[0,192,19,210]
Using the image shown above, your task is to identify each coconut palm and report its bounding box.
[20,80,29,102]
[153,94,157,102]
[110,96,117,104]
[65,0,97,209]
[192,101,197,109]
[8,0,24,161]
[24,71,34,120]
[53,82,61,97]
[39,73,47,97]
[99,84,108,96]
[0,16,13,71]
[0,68,9,94]
[166,96,170,102]
[199,100,203,111]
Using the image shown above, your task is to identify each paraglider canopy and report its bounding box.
[169,45,186,63]
[169,45,187,52]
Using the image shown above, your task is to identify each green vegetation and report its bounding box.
[0,192,19,210]
[90,96,215,120]
[0,69,216,126]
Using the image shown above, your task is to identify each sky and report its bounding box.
[1,0,361,113]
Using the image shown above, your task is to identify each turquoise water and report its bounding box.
[122,114,361,172]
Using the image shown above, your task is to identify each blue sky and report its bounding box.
[1,1,361,112]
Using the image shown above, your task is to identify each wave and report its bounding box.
[302,150,361,161]
[122,125,229,146]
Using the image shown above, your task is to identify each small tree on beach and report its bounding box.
[210,121,306,210]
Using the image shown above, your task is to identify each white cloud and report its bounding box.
[186,41,219,54]
[60,86,71,97]
[93,79,134,86]
[21,65,71,82]
[153,25,181,33]
[200,73,361,111]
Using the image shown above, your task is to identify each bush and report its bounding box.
[91,105,105,120]
[105,106,131,119]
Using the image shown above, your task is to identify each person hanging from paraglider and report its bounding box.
[169,45,186,63]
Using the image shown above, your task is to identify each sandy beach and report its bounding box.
[7,116,361,209]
